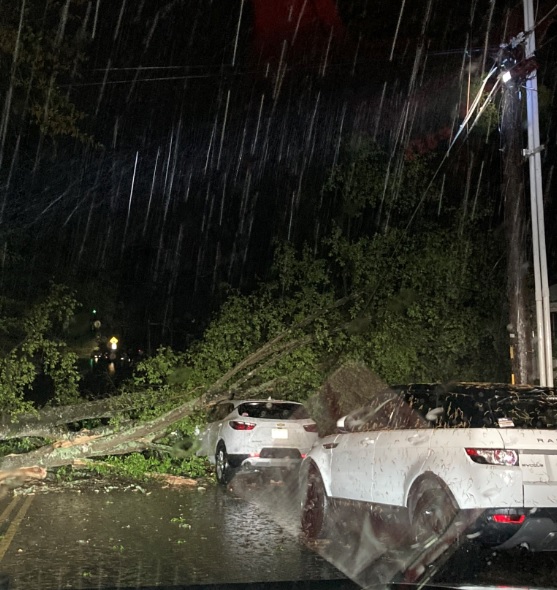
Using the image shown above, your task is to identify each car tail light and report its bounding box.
[491,514,526,524]
[465,448,519,466]
[229,420,256,431]
[303,423,318,433]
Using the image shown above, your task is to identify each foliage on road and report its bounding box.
[55,453,209,482]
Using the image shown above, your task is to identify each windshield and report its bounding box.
[237,402,310,420]
[0,0,556,589]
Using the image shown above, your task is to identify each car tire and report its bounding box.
[369,509,410,549]
[301,465,329,540]
[410,482,458,547]
[215,442,234,485]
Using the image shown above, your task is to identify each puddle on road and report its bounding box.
[0,483,344,589]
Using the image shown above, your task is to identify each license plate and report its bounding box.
[272,429,288,439]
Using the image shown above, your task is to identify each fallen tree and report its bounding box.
[0,289,358,477]
[0,396,200,471]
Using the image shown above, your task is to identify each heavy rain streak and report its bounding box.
[0,0,553,352]
[0,1,557,590]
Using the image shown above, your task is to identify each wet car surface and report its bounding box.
[300,383,557,551]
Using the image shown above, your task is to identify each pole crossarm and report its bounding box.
[522,145,545,158]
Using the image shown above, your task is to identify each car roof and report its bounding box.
[392,382,557,400]
[231,399,304,406]
[210,399,304,408]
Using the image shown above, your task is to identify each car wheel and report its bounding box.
[369,509,410,549]
[301,465,329,540]
[411,484,458,547]
[215,442,233,485]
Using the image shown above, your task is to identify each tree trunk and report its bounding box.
[0,396,201,471]
[0,397,131,441]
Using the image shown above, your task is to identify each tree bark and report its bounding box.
[0,396,200,471]
[0,387,200,441]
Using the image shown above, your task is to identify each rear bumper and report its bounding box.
[229,453,303,472]
[470,508,557,551]
[497,512,557,551]
[229,446,307,472]
[242,457,303,471]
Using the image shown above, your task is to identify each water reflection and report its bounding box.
[0,485,344,589]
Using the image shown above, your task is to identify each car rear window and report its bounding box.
[433,393,557,429]
[236,402,309,420]
[339,385,557,432]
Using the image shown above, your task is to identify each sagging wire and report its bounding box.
[403,64,501,232]
[446,65,500,155]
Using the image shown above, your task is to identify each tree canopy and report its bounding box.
[0,0,93,150]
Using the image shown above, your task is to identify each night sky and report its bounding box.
[0,0,555,350]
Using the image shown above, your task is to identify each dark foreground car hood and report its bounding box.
[22,583,548,590]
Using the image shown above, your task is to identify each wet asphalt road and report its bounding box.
[1,472,557,589]
[0,477,343,589]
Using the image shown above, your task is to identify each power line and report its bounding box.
[66,47,495,89]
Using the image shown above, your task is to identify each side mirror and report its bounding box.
[336,415,348,433]
[425,407,444,422]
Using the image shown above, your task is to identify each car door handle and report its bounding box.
[407,434,428,444]
[359,438,375,446]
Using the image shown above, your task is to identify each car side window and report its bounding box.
[388,398,429,429]
[345,400,394,432]
[346,398,428,432]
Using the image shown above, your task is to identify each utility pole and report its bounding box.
[499,47,532,384]
[497,2,554,386]
[522,0,554,386]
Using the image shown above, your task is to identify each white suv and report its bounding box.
[300,383,557,551]
[197,398,318,483]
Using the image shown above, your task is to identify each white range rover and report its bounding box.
[300,383,557,551]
